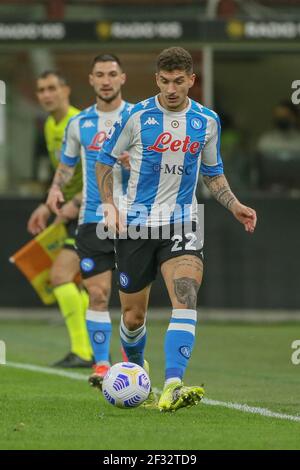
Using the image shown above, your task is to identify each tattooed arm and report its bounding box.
[96,162,114,205]
[202,174,237,210]
[52,163,75,190]
[96,162,124,233]
[46,163,75,214]
[203,174,257,233]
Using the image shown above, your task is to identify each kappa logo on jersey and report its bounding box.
[127,104,134,114]
[141,99,150,108]
[81,120,95,128]
[144,117,159,126]
[87,131,107,151]
[147,132,201,155]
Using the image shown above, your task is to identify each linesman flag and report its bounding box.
[10,223,68,305]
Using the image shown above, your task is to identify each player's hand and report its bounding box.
[46,185,65,215]
[27,204,51,235]
[58,200,80,221]
[117,151,130,170]
[103,203,126,235]
[230,201,257,233]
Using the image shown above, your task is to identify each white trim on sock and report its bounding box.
[172,309,197,321]
[86,310,111,323]
[120,315,146,344]
[167,323,195,335]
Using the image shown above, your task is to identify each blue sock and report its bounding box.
[119,316,146,367]
[86,310,112,365]
[164,309,197,384]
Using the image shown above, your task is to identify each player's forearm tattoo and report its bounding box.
[174,277,200,310]
[96,163,114,204]
[52,164,74,190]
[203,174,237,210]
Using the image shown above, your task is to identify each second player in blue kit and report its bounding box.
[47,54,131,387]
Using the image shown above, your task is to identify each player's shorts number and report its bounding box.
[171,232,197,252]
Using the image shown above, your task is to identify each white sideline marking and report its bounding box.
[5,361,300,423]
[202,398,300,423]
[7,361,88,381]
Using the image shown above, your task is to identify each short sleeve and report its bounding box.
[97,111,134,167]
[200,114,224,176]
[60,118,81,167]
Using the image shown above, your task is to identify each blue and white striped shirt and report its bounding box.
[97,95,224,226]
[61,101,131,224]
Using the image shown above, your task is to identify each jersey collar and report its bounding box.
[155,95,191,116]
[94,100,125,117]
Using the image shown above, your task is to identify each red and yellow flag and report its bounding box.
[10,223,68,305]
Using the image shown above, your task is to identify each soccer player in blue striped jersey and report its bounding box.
[96,47,257,412]
[47,54,131,388]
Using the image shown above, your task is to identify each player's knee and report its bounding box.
[122,307,145,331]
[87,284,110,310]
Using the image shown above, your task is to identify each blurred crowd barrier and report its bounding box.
[1,196,298,310]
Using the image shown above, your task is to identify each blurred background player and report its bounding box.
[46,54,130,387]
[256,100,300,191]
[96,47,257,412]
[257,100,300,155]
[27,71,93,368]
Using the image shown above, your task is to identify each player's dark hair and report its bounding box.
[37,70,67,85]
[92,54,122,70]
[156,47,193,74]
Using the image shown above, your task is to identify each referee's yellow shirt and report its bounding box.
[44,105,82,201]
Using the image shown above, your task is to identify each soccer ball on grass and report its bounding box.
[102,362,151,408]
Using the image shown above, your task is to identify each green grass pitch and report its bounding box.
[0,317,300,450]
